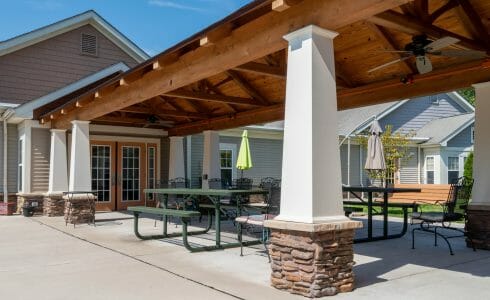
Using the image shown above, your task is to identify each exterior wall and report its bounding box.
[30,128,51,193]
[380,94,467,133]
[0,124,19,193]
[447,125,474,148]
[161,137,170,185]
[440,147,473,184]
[0,24,137,105]
[190,134,204,188]
[340,143,361,186]
[399,146,419,184]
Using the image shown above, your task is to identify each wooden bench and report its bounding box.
[128,206,211,240]
[387,184,451,207]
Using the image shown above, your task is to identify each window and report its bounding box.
[18,139,23,192]
[426,156,434,184]
[448,157,459,184]
[91,145,111,202]
[220,149,233,187]
[80,33,98,56]
[471,126,475,144]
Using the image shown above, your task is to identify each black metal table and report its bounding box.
[342,186,421,243]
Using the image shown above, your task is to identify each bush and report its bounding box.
[464,152,473,181]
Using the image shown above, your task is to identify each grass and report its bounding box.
[348,204,444,219]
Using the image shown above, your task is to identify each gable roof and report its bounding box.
[0,10,149,62]
[415,113,474,146]
[13,62,129,120]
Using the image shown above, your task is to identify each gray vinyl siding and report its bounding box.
[340,144,361,186]
[447,126,473,148]
[380,94,467,133]
[190,134,204,188]
[30,128,50,193]
[399,146,419,183]
[219,136,283,185]
[0,124,19,193]
[0,24,137,105]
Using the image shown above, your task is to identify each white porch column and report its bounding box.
[275,25,347,224]
[168,136,185,179]
[201,130,220,189]
[69,121,91,191]
[48,129,68,193]
[466,81,490,250]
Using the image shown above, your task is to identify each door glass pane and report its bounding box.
[91,145,111,202]
[122,146,140,202]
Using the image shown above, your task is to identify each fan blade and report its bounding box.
[415,55,432,74]
[381,50,412,53]
[425,36,460,51]
[429,49,487,59]
[367,56,411,73]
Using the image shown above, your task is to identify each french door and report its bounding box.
[90,141,155,211]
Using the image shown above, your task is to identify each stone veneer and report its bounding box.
[265,219,362,298]
[63,194,96,225]
[17,193,44,214]
[466,206,490,250]
[43,193,65,217]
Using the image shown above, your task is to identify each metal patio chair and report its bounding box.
[411,176,475,255]
[236,181,281,261]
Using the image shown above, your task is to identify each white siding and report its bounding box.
[399,146,419,183]
[0,124,19,193]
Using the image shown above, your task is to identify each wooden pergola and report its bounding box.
[36,0,490,135]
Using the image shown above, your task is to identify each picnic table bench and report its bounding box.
[386,184,451,207]
[128,206,212,241]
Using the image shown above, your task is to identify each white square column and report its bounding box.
[48,129,68,193]
[470,81,490,207]
[168,136,185,179]
[69,121,91,191]
[202,130,221,189]
[276,25,347,224]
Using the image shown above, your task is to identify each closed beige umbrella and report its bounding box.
[365,120,386,171]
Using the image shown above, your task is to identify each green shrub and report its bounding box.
[464,152,473,181]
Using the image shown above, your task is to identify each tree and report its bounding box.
[357,125,415,186]
[458,88,475,106]
[464,152,474,182]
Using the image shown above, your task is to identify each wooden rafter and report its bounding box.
[226,70,270,105]
[428,0,458,23]
[119,105,208,119]
[164,90,263,107]
[413,0,429,23]
[201,79,237,113]
[233,62,286,79]
[366,22,417,74]
[456,0,490,47]
[335,63,355,88]
[369,10,485,51]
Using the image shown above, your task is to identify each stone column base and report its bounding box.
[264,219,363,298]
[63,194,96,225]
[467,206,490,250]
[16,193,44,214]
[43,192,66,217]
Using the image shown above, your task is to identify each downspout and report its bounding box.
[1,109,14,203]
[417,145,421,184]
[347,137,351,199]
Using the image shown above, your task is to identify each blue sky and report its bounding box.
[0,0,251,56]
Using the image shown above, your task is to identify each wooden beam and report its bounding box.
[413,0,429,23]
[456,0,490,47]
[200,23,233,47]
[367,22,417,74]
[369,10,485,51]
[201,80,237,113]
[233,62,286,79]
[335,63,356,88]
[164,90,263,107]
[168,104,285,136]
[428,0,458,23]
[272,0,303,12]
[52,0,410,129]
[337,59,490,110]
[226,70,269,104]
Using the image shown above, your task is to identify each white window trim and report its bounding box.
[425,156,435,184]
[219,143,237,180]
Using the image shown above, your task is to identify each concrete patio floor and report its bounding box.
[1,213,489,300]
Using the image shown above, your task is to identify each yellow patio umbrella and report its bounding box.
[236,130,253,178]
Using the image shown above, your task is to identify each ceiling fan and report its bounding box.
[368,35,487,74]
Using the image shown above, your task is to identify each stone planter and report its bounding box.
[264,219,362,298]
[0,202,16,215]
[43,193,65,217]
[63,194,96,226]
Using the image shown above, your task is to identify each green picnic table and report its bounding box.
[139,188,269,252]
